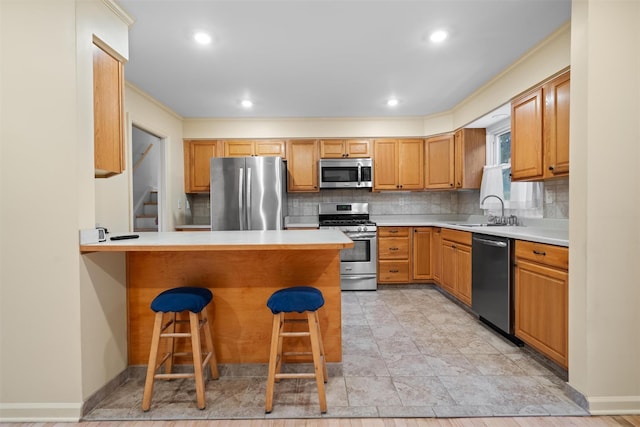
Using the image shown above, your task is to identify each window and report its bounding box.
[481,119,542,215]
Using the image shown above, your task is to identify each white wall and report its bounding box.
[0,0,131,421]
[125,83,185,230]
[568,0,640,414]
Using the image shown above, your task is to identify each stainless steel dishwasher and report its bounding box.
[472,233,519,341]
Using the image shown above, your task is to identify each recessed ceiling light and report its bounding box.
[194,32,212,45]
[430,30,448,43]
[241,99,253,108]
[386,98,399,107]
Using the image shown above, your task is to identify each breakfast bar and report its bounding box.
[80,230,353,365]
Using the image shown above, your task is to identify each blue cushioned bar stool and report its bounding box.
[265,286,327,413]
[142,287,219,411]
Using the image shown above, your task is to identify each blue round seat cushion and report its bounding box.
[150,287,213,313]
[267,286,325,314]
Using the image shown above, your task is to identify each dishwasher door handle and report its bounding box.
[473,236,508,248]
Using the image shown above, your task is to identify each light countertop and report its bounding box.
[285,214,569,247]
[80,229,354,253]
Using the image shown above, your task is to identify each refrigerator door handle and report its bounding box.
[238,167,245,230]
[246,167,252,230]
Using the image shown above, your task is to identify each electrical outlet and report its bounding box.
[544,188,554,204]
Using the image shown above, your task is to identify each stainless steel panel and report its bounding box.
[471,233,512,334]
[246,157,287,230]
[210,157,287,231]
[340,275,377,291]
[210,157,245,231]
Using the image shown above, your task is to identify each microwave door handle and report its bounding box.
[357,162,362,186]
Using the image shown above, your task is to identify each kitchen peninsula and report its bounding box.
[80,230,353,364]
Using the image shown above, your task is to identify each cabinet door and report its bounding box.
[425,135,454,189]
[432,228,442,284]
[412,228,432,280]
[345,139,371,158]
[545,71,570,178]
[454,128,486,189]
[320,140,346,158]
[224,141,254,157]
[514,258,568,368]
[397,139,424,189]
[185,140,218,193]
[511,87,544,181]
[378,260,410,283]
[255,140,286,157]
[378,237,409,259]
[441,240,457,294]
[455,243,472,306]
[287,140,319,192]
[93,43,124,177]
[373,140,398,190]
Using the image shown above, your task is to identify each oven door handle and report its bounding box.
[343,232,376,239]
[341,275,377,280]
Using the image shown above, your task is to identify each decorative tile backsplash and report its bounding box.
[185,177,569,224]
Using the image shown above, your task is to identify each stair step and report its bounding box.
[136,214,157,219]
[144,201,157,206]
[134,227,158,232]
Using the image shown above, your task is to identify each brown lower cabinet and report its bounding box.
[377,227,411,283]
[514,240,568,368]
[440,229,472,306]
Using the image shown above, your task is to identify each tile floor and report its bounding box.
[83,287,587,420]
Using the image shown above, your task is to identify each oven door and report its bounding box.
[340,231,377,276]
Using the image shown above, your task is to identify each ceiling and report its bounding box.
[120,0,571,120]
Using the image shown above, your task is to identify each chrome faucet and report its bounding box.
[481,194,506,225]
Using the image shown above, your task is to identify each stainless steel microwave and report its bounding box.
[318,158,373,189]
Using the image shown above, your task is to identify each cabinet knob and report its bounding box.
[548,165,555,171]
[450,183,454,187]
[389,269,399,273]
[389,247,399,251]
[533,250,547,256]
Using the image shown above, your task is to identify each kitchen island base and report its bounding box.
[127,249,342,365]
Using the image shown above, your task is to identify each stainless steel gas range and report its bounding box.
[318,202,377,291]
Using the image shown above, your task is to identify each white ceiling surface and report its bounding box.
[120,0,570,119]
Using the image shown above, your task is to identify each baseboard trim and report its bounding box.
[588,395,640,415]
[82,368,129,417]
[0,402,83,422]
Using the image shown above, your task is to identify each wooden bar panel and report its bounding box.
[127,249,342,365]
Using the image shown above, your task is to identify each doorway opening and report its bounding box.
[131,125,165,232]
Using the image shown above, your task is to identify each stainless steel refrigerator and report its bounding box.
[210,156,288,230]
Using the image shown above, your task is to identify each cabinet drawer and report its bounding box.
[378,260,410,282]
[441,229,472,245]
[515,240,568,270]
[378,227,410,237]
[378,238,409,259]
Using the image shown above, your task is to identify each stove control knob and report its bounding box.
[359,226,367,232]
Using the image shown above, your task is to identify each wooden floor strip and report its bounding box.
[4,416,640,427]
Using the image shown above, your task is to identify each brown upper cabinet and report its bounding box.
[287,139,319,192]
[93,43,124,178]
[544,72,570,179]
[373,139,424,191]
[184,140,220,193]
[511,70,570,181]
[454,128,486,189]
[425,130,485,190]
[223,140,286,158]
[320,139,371,158]
[424,134,454,189]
